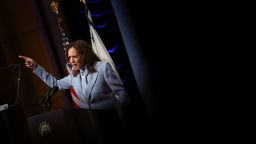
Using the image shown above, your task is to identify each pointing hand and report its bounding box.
[19,55,38,70]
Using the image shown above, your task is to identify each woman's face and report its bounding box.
[68,47,84,71]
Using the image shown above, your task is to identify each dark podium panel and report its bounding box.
[27,108,125,144]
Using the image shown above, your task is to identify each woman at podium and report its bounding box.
[19,39,128,110]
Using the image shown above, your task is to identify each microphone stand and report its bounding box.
[39,89,53,112]
[39,86,58,112]
[1,108,14,144]
[0,64,20,144]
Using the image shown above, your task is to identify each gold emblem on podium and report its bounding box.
[39,121,52,136]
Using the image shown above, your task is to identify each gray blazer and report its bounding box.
[34,61,128,109]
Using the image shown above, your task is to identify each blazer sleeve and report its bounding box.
[103,62,128,106]
[33,65,72,90]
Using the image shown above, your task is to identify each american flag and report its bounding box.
[50,0,81,108]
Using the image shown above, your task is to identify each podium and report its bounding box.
[27,108,125,144]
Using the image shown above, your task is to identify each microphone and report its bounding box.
[39,86,59,111]
[47,86,59,98]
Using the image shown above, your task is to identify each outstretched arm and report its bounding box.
[19,55,38,70]
[19,55,72,90]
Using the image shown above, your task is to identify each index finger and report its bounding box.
[19,55,28,60]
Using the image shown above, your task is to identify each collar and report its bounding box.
[79,66,88,75]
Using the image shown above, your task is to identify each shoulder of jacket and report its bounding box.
[95,61,108,67]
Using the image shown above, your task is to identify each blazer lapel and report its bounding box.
[85,72,98,101]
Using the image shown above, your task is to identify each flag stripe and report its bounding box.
[66,65,80,108]
[70,88,80,108]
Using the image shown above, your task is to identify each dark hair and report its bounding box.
[65,39,100,73]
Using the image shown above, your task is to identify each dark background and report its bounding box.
[0,0,201,143]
